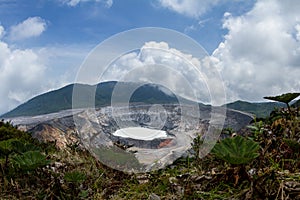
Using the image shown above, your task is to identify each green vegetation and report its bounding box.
[64,171,88,197]
[13,150,50,172]
[0,139,16,169]
[212,136,259,165]
[264,92,300,113]
[226,100,285,118]
[93,146,141,171]
[0,92,299,199]
[64,171,86,184]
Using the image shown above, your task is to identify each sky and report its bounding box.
[0,0,300,115]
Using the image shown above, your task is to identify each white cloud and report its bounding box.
[184,18,211,34]
[9,17,47,40]
[212,0,300,102]
[101,41,224,105]
[0,22,96,114]
[65,0,80,6]
[156,0,220,18]
[0,35,46,114]
[62,0,113,8]
[104,0,300,104]
[105,0,113,8]
[295,24,300,41]
[0,25,5,39]
[0,24,81,115]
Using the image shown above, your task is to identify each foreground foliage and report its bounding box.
[0,93,299,199]
[264,92,300,113]
[212,135,259,165]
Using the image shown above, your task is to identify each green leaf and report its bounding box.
[0,139,17,156]
[212,136,260,165]
[13,151,50,171]
[64,171,86,184]
[264,93,300,104]
[247,125,259,131]
[12,140,40,154]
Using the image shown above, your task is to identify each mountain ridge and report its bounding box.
[225,100,286,118]
[2,81,296,119]
[2,81,181,118]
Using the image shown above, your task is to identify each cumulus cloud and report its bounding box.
[62,0,113,8]
[101,41,224,105]
[102,0,300,104]
[156,0,220,18]
[9,17,47,40]
[0,19,93,114]
[212,0,300,102]
[0,24,75,115]
[0,27,45,114]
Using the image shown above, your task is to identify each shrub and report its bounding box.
[64,171,86,184]
[264,92,300,113]
[0,138,18,169]
[212,135,260,165]
[13,151,50,172]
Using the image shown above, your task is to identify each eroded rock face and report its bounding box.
[7,104,253,172]
[15,113,79,149]
[29,123,78,149]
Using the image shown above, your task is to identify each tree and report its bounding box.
[264,93,300,113]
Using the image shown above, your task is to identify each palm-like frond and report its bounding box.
[212,136,259,165]
[264,93,300,104]
[12,140,41,154]
[13,151,50,171]
[64,171,86,184]
[0,139,16,156]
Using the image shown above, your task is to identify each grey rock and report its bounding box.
[149,193,160,200]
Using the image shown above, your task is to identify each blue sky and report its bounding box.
[0,0,300,114]
[0,0,253,52]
